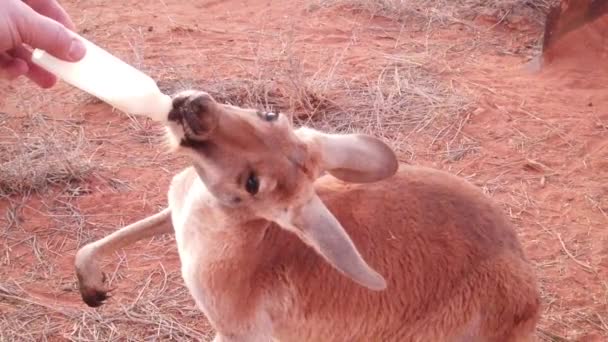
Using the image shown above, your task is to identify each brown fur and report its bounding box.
[75,90,540,342]
[168,165,540,342]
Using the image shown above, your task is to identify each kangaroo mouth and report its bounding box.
[168,91,218,141]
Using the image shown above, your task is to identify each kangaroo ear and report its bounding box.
[274,193,387,291]
[296,128,398,183]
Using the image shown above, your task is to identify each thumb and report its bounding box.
[17,4,86,62]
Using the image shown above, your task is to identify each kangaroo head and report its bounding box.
[164,90,398,291]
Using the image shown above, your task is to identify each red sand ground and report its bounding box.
[1,0,607,341]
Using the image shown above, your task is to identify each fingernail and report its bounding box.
[68,39,87,61]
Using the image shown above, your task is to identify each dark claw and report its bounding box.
[81,288,109,308]
[77,270,113,308]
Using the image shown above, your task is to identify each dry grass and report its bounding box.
[318,0,558,25]
[0,267,212,341]
[157,48,471,158]
[0,114,98,197]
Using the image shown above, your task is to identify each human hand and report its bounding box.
[1,0,86,88]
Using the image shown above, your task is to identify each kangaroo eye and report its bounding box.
[257,111,279,122]
[264,112,278,121]
[245,172,260,195]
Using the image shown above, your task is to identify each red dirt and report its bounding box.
[1,0,607,340]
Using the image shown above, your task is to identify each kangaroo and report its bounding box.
[75,90,541,342]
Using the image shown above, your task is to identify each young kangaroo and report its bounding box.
[75,90,541,342]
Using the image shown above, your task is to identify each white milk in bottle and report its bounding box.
[31,32,172,122]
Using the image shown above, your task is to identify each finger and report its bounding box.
[8,46,57,88]
[16,3,86,62]
[23,0,76,30]
[0,53,29,80]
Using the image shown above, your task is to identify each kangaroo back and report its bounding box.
[265,165,540,341]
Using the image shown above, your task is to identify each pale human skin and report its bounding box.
[0,0,86,88]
